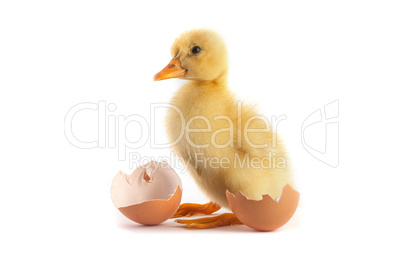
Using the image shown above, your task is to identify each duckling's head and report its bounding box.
[154,29,228,82]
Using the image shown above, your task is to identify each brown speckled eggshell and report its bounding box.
[226,184,300,231]
[118,186,182,225]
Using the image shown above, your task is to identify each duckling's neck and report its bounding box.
[187,70,228,89]
[173,71,231,111]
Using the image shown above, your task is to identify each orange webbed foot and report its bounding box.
[175,213,243,229]
[171,202,221,218]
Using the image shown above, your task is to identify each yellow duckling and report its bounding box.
[154,29,293,228]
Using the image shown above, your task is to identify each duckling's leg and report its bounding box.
[171,202,221,218]
[175,213,243,229]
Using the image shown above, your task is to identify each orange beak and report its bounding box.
[153,58,186,81]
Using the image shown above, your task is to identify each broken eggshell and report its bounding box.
[226,184,300,231]
[111,161,182,225]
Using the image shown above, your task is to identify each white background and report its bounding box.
[1,0,402,267]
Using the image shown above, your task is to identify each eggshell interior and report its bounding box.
[226,184,300,231]
[111,161,182,208]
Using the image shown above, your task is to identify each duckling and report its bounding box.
[154,29,292,228]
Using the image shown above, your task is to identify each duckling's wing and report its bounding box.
[232,103,278,158]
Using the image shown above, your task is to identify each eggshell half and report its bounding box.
[118,186,182,225]
[111,161,182,225]
[226,184,300,231]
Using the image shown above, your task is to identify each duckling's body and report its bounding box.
[155,29,292,216]
[167,79,291,208]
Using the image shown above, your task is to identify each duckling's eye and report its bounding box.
[191,46,201,54]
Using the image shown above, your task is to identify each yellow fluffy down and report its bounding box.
[165,29,293,208]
